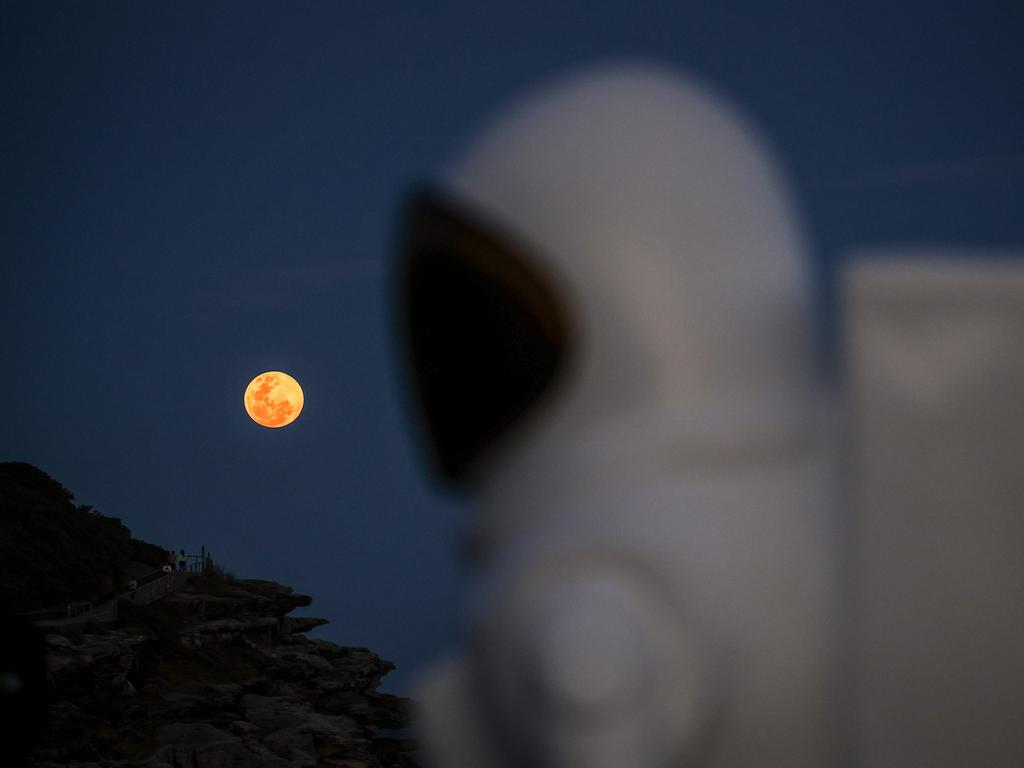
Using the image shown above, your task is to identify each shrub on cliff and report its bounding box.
[0,463,166,611]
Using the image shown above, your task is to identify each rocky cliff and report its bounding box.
[32,570,417,767]
[0,463,417,768]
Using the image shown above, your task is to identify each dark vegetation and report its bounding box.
[0,462,166,612]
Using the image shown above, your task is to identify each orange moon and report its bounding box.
[244,371,304,428]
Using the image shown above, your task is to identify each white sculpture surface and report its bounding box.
[402,64,1024,768]
[406,65,834,768]
[844,256,1024,768]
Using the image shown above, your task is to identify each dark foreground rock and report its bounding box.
[30,572,417,767]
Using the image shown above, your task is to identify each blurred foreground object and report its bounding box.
[397,64,1023,768]
[399,64,834,768]
[844,257,1024,767]
[0,609,48,767]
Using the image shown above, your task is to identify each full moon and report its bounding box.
[244,371,304,428]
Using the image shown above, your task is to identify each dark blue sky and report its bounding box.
[3,1,1021,693]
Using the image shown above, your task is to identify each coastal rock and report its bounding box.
[148,736,293,768]
[179,616,279,647]
[31,571,417,767]
[241,693,314,730]
[230,719,261,736]
[281,616,330,635]
[154,722,229,745]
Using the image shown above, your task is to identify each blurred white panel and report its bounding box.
[844,256,1024,768]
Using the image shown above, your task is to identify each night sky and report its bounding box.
[3,1,1021,694]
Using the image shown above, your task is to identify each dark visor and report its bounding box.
[398,187,573,486]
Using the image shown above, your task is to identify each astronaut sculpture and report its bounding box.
[398,65,834,768]
[396,64,1023,767]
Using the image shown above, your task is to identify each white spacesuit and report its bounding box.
[399,65,836,768]
[397,64,1024,768]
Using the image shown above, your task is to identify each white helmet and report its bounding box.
[400,64,832,768]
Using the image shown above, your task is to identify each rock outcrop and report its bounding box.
[31,572,417,767]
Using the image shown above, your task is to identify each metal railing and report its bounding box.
[23,549,214,627]
[66,601,93,619]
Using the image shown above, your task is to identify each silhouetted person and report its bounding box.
[177,549,187,572]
